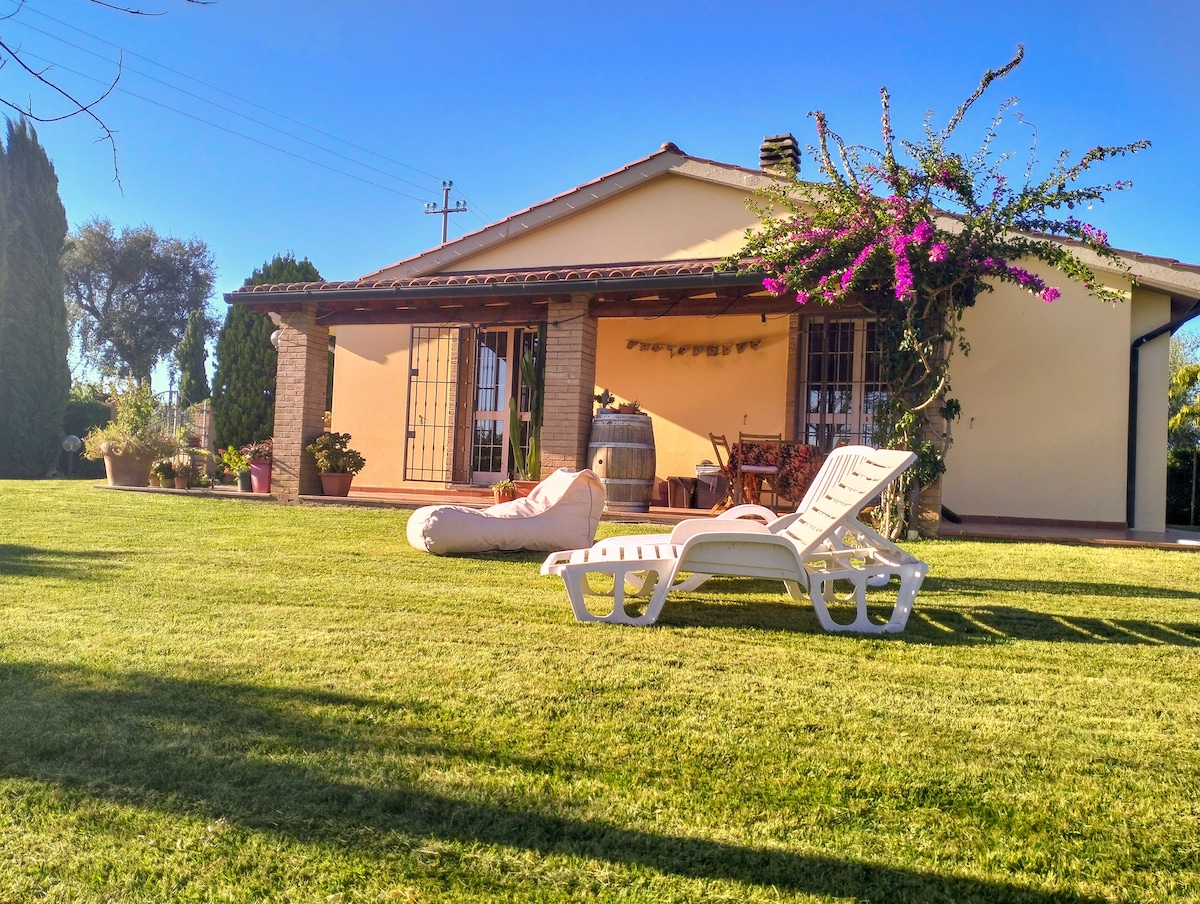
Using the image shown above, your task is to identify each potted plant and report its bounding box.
[594,389,616,411]
[82,382,179,487]
[151,459,176,488]
[172,460,195,490]
[618,399,642,415]
[305,431,366,497]
[240,439,273,493]
[218,446,252,492]
[490,477,516,504]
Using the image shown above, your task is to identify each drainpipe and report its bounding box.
[1127,299,1200,527]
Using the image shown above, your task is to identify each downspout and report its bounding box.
[1127,299,1200,526]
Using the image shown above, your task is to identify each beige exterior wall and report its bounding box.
[941,262,1145,525]
[334,312,791,491]
[329,324,413,489]
[593,314,791,483]
[1131,288,1171,530]
[446,174,757,270]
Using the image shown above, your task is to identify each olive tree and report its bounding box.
[64,217,216,388]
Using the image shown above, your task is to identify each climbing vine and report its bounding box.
[731,46,1148,536]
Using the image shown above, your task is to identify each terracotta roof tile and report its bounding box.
[231,258,757,296]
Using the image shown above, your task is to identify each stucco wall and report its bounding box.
[593,314,790,482]
[942,263,1139,525]
[1131,287,1171,530]
[446,174,757,270]
[329,324,412,489]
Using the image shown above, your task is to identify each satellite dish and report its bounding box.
[62,435,82,453]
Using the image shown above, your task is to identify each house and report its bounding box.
[226,139,1200,532]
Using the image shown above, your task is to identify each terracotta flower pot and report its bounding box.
[319,472,354,497]
[99,443,156,487]
[173,477,189,489]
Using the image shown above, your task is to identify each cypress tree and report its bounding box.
[176,307,211,404]
[212,253,321,450]
[0,119,70,478]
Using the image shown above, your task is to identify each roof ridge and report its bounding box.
[360,146,783,281]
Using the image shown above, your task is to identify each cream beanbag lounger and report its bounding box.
[406,468,606,555]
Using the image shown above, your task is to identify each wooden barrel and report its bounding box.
[588,412,656,512]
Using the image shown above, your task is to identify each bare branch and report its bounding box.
[86,0,168,16]
[0,35,123,189]
[0,1,208,186]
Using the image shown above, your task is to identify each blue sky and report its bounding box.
[4,0,1199,366]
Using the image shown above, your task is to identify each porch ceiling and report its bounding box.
[224,259,800,326]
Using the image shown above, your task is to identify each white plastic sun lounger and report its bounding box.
[586,445,891,594]
[541,447,928,632]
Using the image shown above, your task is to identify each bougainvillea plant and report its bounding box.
[732,46,1148,536]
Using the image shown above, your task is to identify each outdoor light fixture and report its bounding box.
[62,435,82,477]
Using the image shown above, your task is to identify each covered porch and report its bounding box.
[226,258,817,503]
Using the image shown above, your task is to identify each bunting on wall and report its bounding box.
[625,338,764,358]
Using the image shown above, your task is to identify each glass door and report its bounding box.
[471,330,513,485]
[470,327,538,486]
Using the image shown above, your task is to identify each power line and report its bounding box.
[8,14,443,197]
[13,3,447,185]
[3,1,487,238]
[21,50,434,202]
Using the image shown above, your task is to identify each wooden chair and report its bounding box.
[736,432,782,509]
[707,433,736,510]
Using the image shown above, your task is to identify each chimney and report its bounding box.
[760,133,799,175]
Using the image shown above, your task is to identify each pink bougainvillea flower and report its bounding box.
[912,220,934,244]
[1041,287,1061,302]
[1081,223,1108,245]
[929,243,949,263]
[763,276,786,295]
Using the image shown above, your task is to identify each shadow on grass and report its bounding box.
[0,543,129,581]
[0,660,1103,903]
[653,576,1200,646]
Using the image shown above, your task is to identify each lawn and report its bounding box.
[0,481,1197,903]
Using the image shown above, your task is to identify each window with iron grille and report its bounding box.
[799,316,885,450]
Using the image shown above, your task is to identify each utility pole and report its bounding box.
[425,180,467,245]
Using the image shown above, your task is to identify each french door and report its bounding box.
[470,330,511,485]
[470,328,537,486]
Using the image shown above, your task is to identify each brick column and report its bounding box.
[541,294,597,471]
[273,303,329,500]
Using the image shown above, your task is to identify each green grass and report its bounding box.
[1,481,1197,903]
